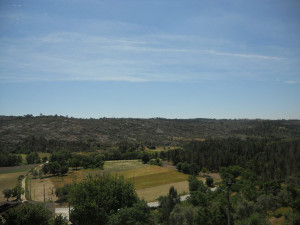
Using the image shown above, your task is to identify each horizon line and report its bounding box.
[1,114,299,121]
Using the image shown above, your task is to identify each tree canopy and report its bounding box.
[68,175,140,225]
[2,203,52,225]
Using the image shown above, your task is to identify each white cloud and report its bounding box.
[284,80,300,84]
[203,50,283,60]
[0,32,298,83]
[11,4,22,7]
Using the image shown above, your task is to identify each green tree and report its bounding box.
[55,184,72,203]
[68,175,138,225]
[11,184,24,201]
[49,161,61,175]
[2,189,12,201]
[158,186,180,224]
[53,214,68,225]
[176,162,183,172]
[206,177,214,187]
[235,212,269,225]
[189,163,200,176]
[42,163,49,174]
[181,162,190,174]
[69,157,81,170]
[42,156,48,163]
[26,152,40,164]
[60,164,69,175]
[33,170,38,178]
[93,154,104,168]
[169,204,197,225]
[189,176,207,193]
[107,200,155,225]
[3,203,52,225]
[141,153,150,164]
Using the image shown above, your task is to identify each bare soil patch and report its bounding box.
[29,177,57,202]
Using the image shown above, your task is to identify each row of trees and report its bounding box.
[0,152,46,167]
[26,152,41,164]
[176,162,200,176]
[69,154,104,169]
[40,151,105,176]
[2,184,24,202]
[0,153,22,167]
[2,175,25,202]
[42,161,69,176]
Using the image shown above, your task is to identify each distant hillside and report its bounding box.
[1,116,300,150]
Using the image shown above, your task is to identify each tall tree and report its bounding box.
[3,203,52,225]
[158,186,180,224]
[68,175,138,225]
[2,189,12,201]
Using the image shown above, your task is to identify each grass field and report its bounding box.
[145,146,181,153]
[0,164,37,174]
[136,181,189,201]
[38,152,51,160]
[0,164,37,202]
[113,166,190,189]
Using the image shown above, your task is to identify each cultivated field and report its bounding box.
[136,181,189,202]
[28,160,202,202]
[0,164,37,202]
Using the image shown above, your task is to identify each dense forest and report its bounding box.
[167,138,300,181]
[1,115,300,152]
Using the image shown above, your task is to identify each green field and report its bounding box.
[0,164,37,202]
[37,152,51,160]
[145,146,182,153]
[0,164,37,174]
[85,160,148,174]
[113,165,190,189]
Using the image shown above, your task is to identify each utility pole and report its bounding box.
[226,179,232,225]
[30,181,32,200]
[69,202,71,221]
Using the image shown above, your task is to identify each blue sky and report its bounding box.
[0,0,299,119]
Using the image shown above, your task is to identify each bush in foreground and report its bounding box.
[68,175,152,225]
[2,203,52,225]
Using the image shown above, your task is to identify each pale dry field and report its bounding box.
[28,177,57,202]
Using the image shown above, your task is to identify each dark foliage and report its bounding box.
[2,203,52,225]
[0,153,22,166]
[68,175,139,225]
[168,138,300,180]
[26,152,41,164]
